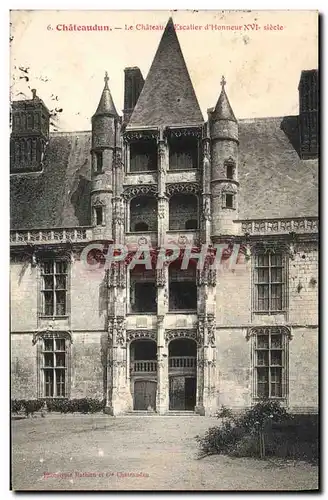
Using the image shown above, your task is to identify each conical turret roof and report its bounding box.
[127,18,203,128]
[93,72,118,118]
[212,76,237,122]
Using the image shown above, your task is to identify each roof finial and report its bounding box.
[104,71,109,88]
[221,75,226,89]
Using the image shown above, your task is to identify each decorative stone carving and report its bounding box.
[165,183,199,197]
[167,127,202,139]
[126,330,157,342]
[165,329,199,345]
[122,184,157,201]
[123,131,158,142]
[108,316,126,346]
[240,217,318,235]
[203,139,211,163]
[107,262,126,288]
[202,197,211,221]
[32,329,73,346]
[156,269,166,287]
[114,149,123,169]
[197,267,217,287]
[158,141,166,160]
[206,313,216,346]
[246,325,292,342]
[157,196,167,219]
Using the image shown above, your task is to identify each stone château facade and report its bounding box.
[10,19,318,415]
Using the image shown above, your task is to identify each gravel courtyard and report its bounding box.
[11,415,319,491]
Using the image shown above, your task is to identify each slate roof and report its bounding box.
[212,87,237,122]
[127,18,204,128]
[10,132,92,229]
[93,73,118,118]
[10,116,318,230]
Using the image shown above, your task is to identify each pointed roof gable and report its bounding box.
[127,18,203,128]
[212,76,237,122]
[93,72,118,118]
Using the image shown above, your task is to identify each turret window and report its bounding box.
[226,164,234,179]
[224,157,235,180]
[95,151,103,173]
[95,206,103,226]
[224,193,234,209]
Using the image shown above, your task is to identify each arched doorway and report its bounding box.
[130,339,157,411]
[168,338,197,411]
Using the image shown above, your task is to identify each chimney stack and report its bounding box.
[123,67,144,124]
[298,69,318,159]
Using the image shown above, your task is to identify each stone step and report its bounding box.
[125,410,199,416]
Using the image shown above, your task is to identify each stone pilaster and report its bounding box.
[157,127,169,247]
[201,129,212,245]
[105,316,133,415]
[156,315,169,414]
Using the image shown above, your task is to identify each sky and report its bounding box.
[10,10,318,131]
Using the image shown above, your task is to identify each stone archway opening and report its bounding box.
[168,338,197,411]
[130,339,157,411]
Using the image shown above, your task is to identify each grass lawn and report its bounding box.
[11,415,319,491]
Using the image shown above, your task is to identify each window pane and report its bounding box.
[257,350,269,366]
[56,291,66,315]
[257,254,269,267]
[271,334,282,348]
[55,261,67,274]
[270,368,282,397]
[44,292,54,315]
[44,353,54,367]
[55,275,66,290]
[271,268,282,282]
[56,353,66,367]
[258,285,269,311]
[55,339,66,351]
[271,285,282,310]
[258,285,269,298]
[257,335,269,348]
[44,369,54,397]
[271,254,282,266]
[56,370,66,397]
[257,268,269,283]
[42,262,53,274]
[44,338,54,351]
[271,350,282,366]
[43,275,54,290]
[257,368,269,397]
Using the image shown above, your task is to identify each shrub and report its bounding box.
[21,399,45,416]
[11,400,23,414]
[197,400,292,459]
[46,398,106,414]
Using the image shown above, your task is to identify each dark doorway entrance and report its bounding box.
[133,380,157,410]
[169,376,196,411]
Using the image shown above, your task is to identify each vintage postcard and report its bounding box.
[10,10,318,491]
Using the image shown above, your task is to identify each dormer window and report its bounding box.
[95,151,103,173]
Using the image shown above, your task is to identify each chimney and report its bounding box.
[10,90,50,173]
[298,69,318,159]
[123,67,144,124]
